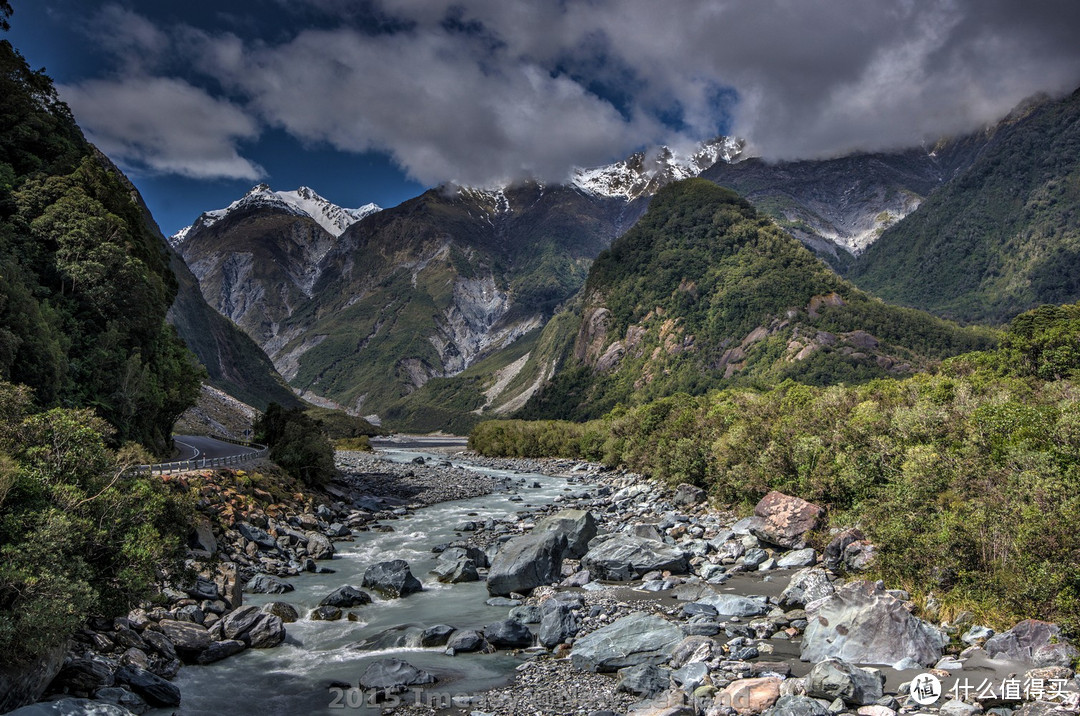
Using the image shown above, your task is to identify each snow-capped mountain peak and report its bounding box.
[170,185,381,245]
[572,136,744,200]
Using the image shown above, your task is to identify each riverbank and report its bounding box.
[20,444,1079,716]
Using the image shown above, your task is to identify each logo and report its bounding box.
[910,673,942,706]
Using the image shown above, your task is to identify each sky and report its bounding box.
[8,0,1080,236]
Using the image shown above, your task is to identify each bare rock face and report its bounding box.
[752,491,824,549]
[801,580,945,667]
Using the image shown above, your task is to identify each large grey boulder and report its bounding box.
[985,620,1073,665]
[538,601,579,648]
[751,491,823,549]
[320,585,372,608]
[672,483,707,507]
[113,666,181,708]
[483,619,533,648]
[487,531,568,596]
[805,659,884,706]
[305,531,335,560]
[362,560,422,598]
[158,620,211,662]
[535,510,598,559]
[430,555,479,584]
[697,592,770,618]
[801,580,945,667]
[580,535,688,580]
[570,612,683,672]
[244,574,294,594]
[220,606,285,648]
[779,567,835,608]
[358,659,436,694]
[616,663,670,697]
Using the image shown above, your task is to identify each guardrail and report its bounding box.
[137,437,269,475]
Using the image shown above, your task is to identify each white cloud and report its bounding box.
[59,76,265,180]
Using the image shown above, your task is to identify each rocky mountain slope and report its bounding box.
[173,141,742,423]
[518,180,994,421]
[848,89,1080,324]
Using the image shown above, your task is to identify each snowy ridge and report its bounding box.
[573,136,744,200]
[171,184,380,246]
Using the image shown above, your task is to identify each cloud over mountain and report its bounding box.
[62,0,1080,184]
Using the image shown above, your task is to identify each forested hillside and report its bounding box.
[850,89,1080,324]
[0,38,201,453]
[521,180,995,420]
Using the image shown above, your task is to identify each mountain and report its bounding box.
[700,136,992,269]
[95,158,304,412]
[173,184,380,245]
[517,179,995,421]
[174,140,740,425]
[848,89,1080,324]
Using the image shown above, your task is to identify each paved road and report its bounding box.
[173,434,262,462]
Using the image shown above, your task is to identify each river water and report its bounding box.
[159,446,592,715]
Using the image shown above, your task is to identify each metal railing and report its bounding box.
[138,436,269,475]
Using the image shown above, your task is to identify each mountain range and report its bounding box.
[164,87,1080,430]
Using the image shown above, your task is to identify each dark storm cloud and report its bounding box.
[63,0,1080,184]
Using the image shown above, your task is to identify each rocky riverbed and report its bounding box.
[16,444,1080,716]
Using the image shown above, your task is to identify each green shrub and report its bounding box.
[255,403,336,487]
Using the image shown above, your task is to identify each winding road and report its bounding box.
[172,434,263,462]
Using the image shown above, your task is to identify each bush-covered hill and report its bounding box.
[0,38,201,453]
[472,301,1080,631]
[850,88,1080,324]
[520,179,995,420]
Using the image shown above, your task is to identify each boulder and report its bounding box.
[535,509,598,559]
[113,666,181,708]
[244,574,294,594]
[195,639,246,665]
[95,687,148,714]
[420,625,455,647]
[697,592,770,618]
[779,567,835,608]
[672,483,707,508]
[842,540,876,571]
[801,580,945,667]
[49,657,114,695]
[805,659,884,706]
[320,585,372,608]
[437,545,489,568]
[236,522,276,550]
[311,606,342,621]
[571,612,683,672]
[718,677,783,715]
[580,535,688,581]
[487,530,568,596]
[220,605,286,647]
[669,635,715,669]
[823,528,866,572]
[305,531,335,560]
[358,658,436,694]
[984,619,1067,664]
[538,602,578,648]
[158,620,211,662]
[214,562,242,609]
[445,630,489,653]
[777,548,817,569]
[140,630,176,661]
[751,491,823,549]
[245,613,285,648]
[617,663,670,698]
[262,602,300,623]
[430,556,479,583]
[762,695,832,716]
[483,619,534,649]
[362,560,423,598]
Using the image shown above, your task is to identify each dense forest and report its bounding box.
[0,23,203,677]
